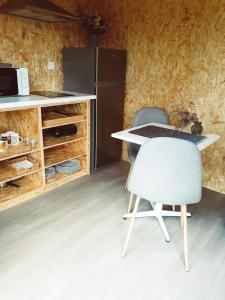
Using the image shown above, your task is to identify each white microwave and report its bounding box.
[0,67,30,96]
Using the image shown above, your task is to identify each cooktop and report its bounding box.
[31,91,74,98]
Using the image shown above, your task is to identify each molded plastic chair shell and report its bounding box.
[128,137,202,205]
[128,107,169,165]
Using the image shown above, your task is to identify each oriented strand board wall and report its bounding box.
[97,0,225,193]
[0,0,90,90]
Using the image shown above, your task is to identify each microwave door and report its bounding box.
[0,68,18,96]
[16,68,30,96]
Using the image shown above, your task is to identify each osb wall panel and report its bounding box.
[97,0,225,193]
[0,0,92,90]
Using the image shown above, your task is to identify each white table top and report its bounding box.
[0,90,96,111]
[111,122,220,151]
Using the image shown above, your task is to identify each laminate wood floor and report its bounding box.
[0,161,225,300]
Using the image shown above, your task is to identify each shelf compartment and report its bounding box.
[0,152,42,184]
[42,119,86,129]
[44,139,87,168]
[0,108,41,155]
[43,122,87,149]
[46,156,88,186]
[43,134,86,149]
[46,170,87,186]
[42,103,88,129]
[0,144,40,162]
[42,112,85,128]
[0,171,43,209]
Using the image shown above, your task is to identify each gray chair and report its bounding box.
[122,137,202,271]
[128,107,169,165]
[126,107,170,213]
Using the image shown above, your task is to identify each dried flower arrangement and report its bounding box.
[170,101,203,134]
[74,0,108,35]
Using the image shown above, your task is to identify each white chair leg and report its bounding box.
[127,193,134,213]
[182,205,189,272]
[122,196,140,257]
[125,165,133,190]
[180,205,184,229]
[157,215,170,242]
[172,205,175,211]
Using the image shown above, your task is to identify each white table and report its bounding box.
[111,122,220,241]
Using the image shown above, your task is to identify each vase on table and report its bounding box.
[191,121,203,136]
[87,34,100,48]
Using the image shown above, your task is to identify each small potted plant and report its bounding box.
[170,102,203,135]
[75,0,108,47]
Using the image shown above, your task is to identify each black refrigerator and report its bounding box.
[63,47,127,171]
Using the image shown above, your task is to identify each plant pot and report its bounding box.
[191,121,203,136]
[87,34,100,48]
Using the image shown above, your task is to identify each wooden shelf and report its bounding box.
[43,134,86,149]
[0,171,42,210]
[0,151,42,184]
[44,138,87,168]
[45,154,88,191]
[46,169,88,187]
[45,153,86,168]
[42,109,85,128]
[42,118,86,129]
[0,164,42,184]
[0,145,40,162]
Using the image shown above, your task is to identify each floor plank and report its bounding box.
[0,161,224,300]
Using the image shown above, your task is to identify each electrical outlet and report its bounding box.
[48,62,55,70]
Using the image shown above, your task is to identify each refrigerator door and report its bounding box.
[63,47,97,171]
[95,83,125,168]
[96,48,127,83]
[63,48,96,94]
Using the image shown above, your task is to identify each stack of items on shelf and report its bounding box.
[0,130,37,151]
[0,131,23,151]
[9,158,33,172]
[7,156,39,175]
[45,159,81,182]
[0,156,39,189]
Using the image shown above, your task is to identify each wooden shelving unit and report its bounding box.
[0,101,90,211]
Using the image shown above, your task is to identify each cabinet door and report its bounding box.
[96,84,125,168]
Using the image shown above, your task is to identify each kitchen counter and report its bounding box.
[0,92,92,211]
[0,90,96,111]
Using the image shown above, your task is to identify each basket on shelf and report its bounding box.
[7,156,40,176]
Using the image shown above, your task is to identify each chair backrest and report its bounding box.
[128,137,202,205]
[128,107,169,164]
